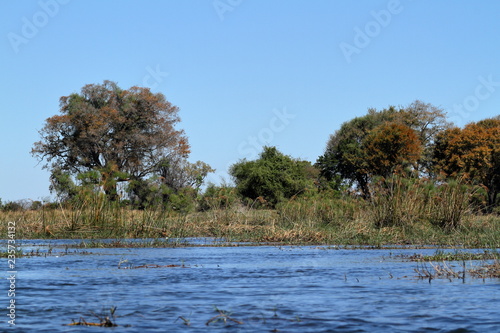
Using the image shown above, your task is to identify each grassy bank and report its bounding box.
[1,200,499,248]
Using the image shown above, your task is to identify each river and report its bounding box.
[2,239,499,332]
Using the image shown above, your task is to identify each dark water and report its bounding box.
[2,240,499,332]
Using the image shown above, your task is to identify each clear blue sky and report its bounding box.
[1,0,500,202]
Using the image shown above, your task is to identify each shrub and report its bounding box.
[167,187,198,214]
[2,201,25,212]
[198,183,238,211]
[230,146,317,207]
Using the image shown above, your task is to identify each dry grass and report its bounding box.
[469,261,500,279]
[413,258,500,281]
[1,196,499,247]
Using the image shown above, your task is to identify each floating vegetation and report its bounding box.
[66,307,119,327]
[173,307,300,329]
[469,261,500,279]
[403,249,500,262]
[117,258,189,269]
[414,261,466,282]
[206,307,243,326]
[175,315,191,326]
[0,248,23,258]
[0,247,93,258]
[408,249,500,282]
[413,260,500,281]
[74,238,235,249]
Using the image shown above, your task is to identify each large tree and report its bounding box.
[433,117,500,211]
[32,80,191,200]
[364,122,422,178]
[316,101,449,198]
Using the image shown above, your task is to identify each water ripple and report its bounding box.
[7,244,499,332]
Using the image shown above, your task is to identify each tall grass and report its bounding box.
[368,176,473,230]
[428,179,472,229]
[369,177,426,229]
[1,179,499,247]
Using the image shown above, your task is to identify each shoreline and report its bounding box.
[2,208,499,249]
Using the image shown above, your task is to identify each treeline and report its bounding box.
[8,80,499,231]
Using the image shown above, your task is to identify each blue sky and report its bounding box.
[1,0,500,202]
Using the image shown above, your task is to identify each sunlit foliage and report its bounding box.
[316,100,449,198]
[433,118,500,211]
[230,146,317,207]
[32,81,204,201]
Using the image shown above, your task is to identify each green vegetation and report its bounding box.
[404,249,500,262]
[31,80,212,205]
[2,93,499,247]
[1,186,499,247]
[229,146,317,207]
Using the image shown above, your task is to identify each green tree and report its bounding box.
[395,100,450,174]
[316,106,399,197]
[49,168,79,201]
[32,80,191,201]
[230,146,316,207]
[157,157,214,192]
[126,178,167,209]
[316,101,448,198]
[126,158,215,210]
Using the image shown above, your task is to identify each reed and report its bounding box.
[369,176,427,228]
[66,306,118,327]
[1,191,499,247]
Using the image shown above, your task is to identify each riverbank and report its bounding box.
[1,206,499,248]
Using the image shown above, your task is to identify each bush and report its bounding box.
[198,183,238,211]
[167,187,198,214]
[2,201,25,212]
[230,146,317,207]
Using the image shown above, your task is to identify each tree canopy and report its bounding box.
[316,100,449,198]
[230,146,316,207]
[32,81,194,201]
[364,122,422,178]
[432,118,500,211]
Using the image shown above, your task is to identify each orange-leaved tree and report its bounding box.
[433,117,500,211]
[32,80,191,201]
[364,122,422,178]
[316,101,446,198]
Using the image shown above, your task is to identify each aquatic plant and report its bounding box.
[176,315,191,326]
[469,260,500,279]
[206,307,243,326]
[410,249,500,282]
[414,261,465,282]
[67,306,118,327]
[405,249,500,262]
[1,194,499,247]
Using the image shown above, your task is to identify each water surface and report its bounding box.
[2,240,499,332]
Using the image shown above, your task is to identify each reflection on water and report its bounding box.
[2,240,499,332]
